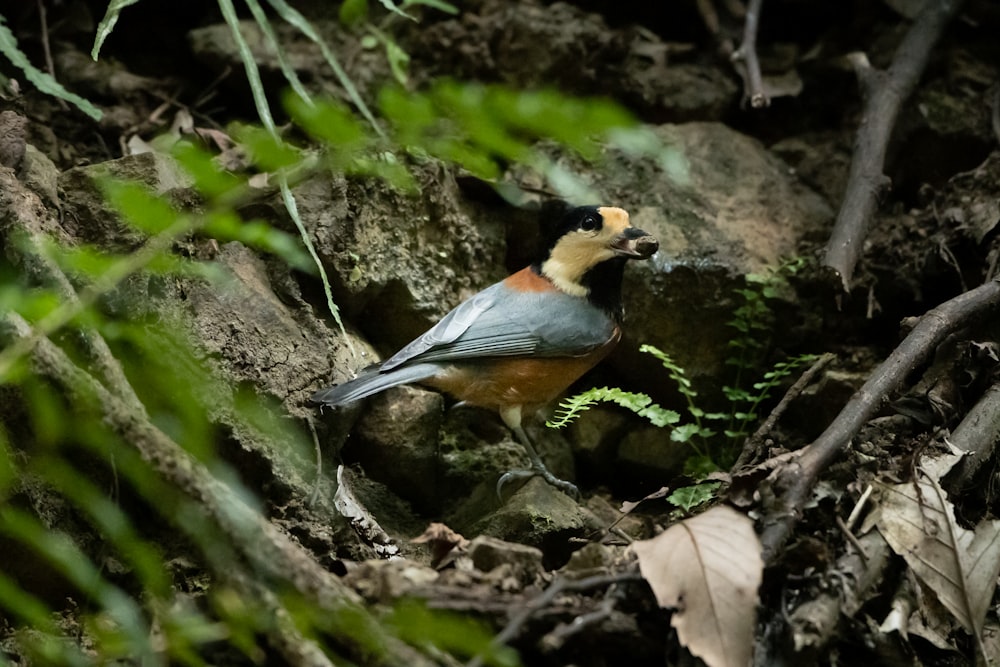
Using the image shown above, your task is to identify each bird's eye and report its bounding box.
[581,215,601,232]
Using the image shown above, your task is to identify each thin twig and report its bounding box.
[541,592,619,651]
[844,483,873,531]
[34,0,57,81]
[758,278,1000,563]
[35,0,68,112]
[466,571,644,667]
[779,531,891,659]
[732,0,769,108]
[835,515,868,565]
[694,0,721,38]
[735,352,835,470]
[945,381,1000,490]
[823,0,965,290]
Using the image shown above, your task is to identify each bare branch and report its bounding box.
[823,0,965,290]
[731,0,769,108]
[758,278,1000,563]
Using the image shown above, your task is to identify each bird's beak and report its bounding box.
[611,228,659,259]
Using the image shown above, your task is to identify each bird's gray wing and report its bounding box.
[380,281,615,371]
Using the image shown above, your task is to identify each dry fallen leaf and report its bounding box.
[632,505,762,667]
[411,522,469,569]
[869,457,1000,645]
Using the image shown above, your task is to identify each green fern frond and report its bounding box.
[546,387,680,429]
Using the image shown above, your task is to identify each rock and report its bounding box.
[18,144,60,211]
[182,242,366,410]
[352,385,445,512]
[616,426,689,487]
[565,406,630,484]
[464,477,602,568]
[343,559,440,604]
[58,152,194,247]
[467,535,544,585]
[0,110,27,169]
[294,166,508,355]
[408,0,736,122]
[560,542,613,577]
[787,367,868,441]
[187,19,390,110]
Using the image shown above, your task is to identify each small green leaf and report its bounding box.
[384,36,410,85]
[666,482,721,512]
[0,16,102,120]
[285,93,369,150]
[670,423,702,443]
[683,455,720,478]
[234,125,303,171]
[339,0,369,25]
[375,0,416,20]
[92,0,141,59]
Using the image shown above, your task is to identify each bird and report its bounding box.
[312,205,659,499]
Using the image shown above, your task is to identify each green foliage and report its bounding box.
[547,387,680,429]
[666,482,721,512]
[92,0,140,60]
[722,257,812,441]
[548,259,816,483]
[0,15,101,120]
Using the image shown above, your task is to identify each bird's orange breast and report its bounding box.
[421,327,621,412]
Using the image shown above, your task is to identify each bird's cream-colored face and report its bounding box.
[541,207,656,296]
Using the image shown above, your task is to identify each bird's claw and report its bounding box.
[496,467,580,501]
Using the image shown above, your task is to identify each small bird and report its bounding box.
[312,205,658,498]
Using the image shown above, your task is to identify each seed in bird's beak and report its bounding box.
[633,234,658,258]
[612,229,659,258]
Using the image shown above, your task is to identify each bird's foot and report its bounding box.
[496,466,580,501]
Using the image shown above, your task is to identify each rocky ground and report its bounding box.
[2,0,1000,665]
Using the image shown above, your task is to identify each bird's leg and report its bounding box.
[496,405,580,500]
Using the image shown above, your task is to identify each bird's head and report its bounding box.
[538,206,658,298]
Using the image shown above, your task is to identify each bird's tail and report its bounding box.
[311,362,440,406]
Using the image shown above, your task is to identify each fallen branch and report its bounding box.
[758,278,1000,563]
[785,530,891,657]
[945,380,1000,491]
[822,0,965,290]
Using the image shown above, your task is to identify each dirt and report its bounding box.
[2,0,1000,665]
